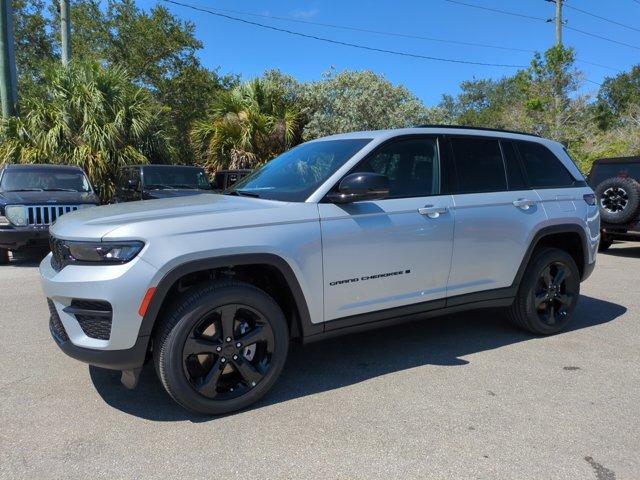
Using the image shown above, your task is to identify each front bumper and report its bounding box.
[0,226,50,250]
[40,252,158,366]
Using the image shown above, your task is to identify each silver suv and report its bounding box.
[40,126,600,415]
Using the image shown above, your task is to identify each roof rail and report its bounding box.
[414,124,541,137]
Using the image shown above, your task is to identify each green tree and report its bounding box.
[190,78,301,170]
[0,62,175,199]
[595,65,640,129]
[301,69,435,140]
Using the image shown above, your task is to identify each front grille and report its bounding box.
[64,299,112,340]
[27,205,79,226]
[48,299,69,342]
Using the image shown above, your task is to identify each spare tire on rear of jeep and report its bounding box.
[595,176,640,224]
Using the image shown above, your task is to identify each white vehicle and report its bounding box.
[40,126,600,415]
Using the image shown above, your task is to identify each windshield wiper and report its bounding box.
[171,184,198,189]
[42,188,79,192]
[226,190,260,198]
[5,188,44,192]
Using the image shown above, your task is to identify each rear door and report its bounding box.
[319,136,455,321]
[446,136,548,298]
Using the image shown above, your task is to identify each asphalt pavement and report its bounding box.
[1,244,639,479]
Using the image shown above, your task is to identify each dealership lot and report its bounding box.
[1,246,639,479]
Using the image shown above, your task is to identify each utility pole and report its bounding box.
[0,0,18,117]
[555,0,563,46]
[60,0,71,65]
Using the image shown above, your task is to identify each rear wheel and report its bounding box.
[154,280,289,415]
[595,176,640,224]
[0,248,9,265]
[508,248,580,335]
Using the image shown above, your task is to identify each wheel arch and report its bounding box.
[138,253,322,346]
[514,224,590,286]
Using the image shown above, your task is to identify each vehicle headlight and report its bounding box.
[65,240,144,264]
[5,205,27,226]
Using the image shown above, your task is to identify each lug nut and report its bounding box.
[226,337,232,342]
[220,357,226,363]
[216,346,222,352]
[232,355,238,360]
[236,342,241,348]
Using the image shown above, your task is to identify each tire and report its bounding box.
[595,176,640,224]
[598,238,613,252]
[508,247,580,335]
[153,280,289,415]
[0,248,9,265]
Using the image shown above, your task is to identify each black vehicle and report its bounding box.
[113,165,213,202]
[587,156,640,251]
[0,164,99,264]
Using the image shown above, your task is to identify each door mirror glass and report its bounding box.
[326,172,390,203]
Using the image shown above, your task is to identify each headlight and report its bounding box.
[64,240,144,264]
[5,205,27,226]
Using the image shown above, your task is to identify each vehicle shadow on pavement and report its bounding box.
[89,294,626,422]
[5,249,48,267]
[601,244,640,258]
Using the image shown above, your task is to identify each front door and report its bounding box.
[319,136,455,322]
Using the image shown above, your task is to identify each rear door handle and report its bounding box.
[418,205,449,218]
[513,198,536,210]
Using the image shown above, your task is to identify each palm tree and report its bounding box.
[0,62,175,199]
[190,78,300,170]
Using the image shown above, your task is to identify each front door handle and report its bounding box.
[513,198,536,210]
[418,205,448,218]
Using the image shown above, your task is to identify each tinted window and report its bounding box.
[0,169,91,192]
[501,141,527,190]
[517,141,575,188]
[228,139,371,202]
[450,137,506,193]
[353,138,439,198]
[143,166,210,190]
[589,162,640,187]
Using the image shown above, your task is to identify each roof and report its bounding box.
[316,126,548,144]
[3,163,83,171]
[593,156,640,164]
[124,164,205,170]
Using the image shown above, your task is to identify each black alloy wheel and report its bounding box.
[507,247,580,335]
[182,304,275,400]
[600,186,628,214]
[154,280,289,415]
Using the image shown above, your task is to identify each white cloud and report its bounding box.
[290,8,319,19]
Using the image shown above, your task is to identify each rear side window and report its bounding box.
[450,137,507,193]
[517,141,576,188]
[501,141,528,190]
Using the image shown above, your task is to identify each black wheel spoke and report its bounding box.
[183,336,218,358]
[547,302,556,325]
[197,358,223,397]
[541,266,553,288]
[557,293,574,307]
[218,305,237,340]
[232,357,264,386]
[552,266,566,287]
[535,292,548,308]
[237,324,272,348]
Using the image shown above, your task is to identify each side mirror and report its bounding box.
[325,172,390,204]
[93,186,101,197]
[126,179,139,191]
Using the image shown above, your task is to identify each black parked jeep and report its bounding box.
[113,165,213,202]
[0,164,99,263]
[587,156,640,251]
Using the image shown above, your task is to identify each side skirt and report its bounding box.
[302,287,515,344]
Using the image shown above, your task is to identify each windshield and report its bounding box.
[226,139,372,202]
[143,166,211,190]
[0,169,92,192]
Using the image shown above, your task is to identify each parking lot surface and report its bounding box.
[1,245,639,479]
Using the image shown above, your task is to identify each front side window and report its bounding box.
[0,169,91,192]
[517,141,576,188]
[350,137,440,198]
[227,139,372,202]
[450,137,507,193]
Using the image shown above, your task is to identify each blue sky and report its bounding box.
[139,0,639,106]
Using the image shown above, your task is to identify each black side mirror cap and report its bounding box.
[325,172,390,204]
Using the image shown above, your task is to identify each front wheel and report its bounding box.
[154,280,289,415]
[508,248,580,335]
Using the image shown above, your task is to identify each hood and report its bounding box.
[144,189,214,199]
[50,193,306,241]
[0,190,99,205]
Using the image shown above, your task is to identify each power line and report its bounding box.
[175,2,534,53]
[160,0,528,68]
[565,4,640,33]
[444,0,640,51]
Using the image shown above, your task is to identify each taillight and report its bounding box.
[583,193,596,206]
